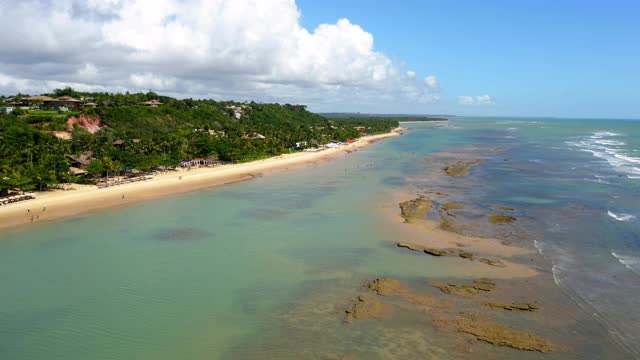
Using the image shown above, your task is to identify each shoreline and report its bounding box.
[398,120,448,124]
[0,129,402,232]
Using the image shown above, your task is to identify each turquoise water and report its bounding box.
[1,118,639,359]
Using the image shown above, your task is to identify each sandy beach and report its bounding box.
[0,129,402,232]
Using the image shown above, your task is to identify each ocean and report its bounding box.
[0,117,638,359]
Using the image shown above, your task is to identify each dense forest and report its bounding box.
[0,89,398,195]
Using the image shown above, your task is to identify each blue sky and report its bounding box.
[298,0,640,118]
[1,1,638,118]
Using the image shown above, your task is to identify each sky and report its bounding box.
[0,0,638,118]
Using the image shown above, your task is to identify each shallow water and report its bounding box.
[1,118,638,359]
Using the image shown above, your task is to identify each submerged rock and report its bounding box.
[399,196,433,223]
[396,242,451,257]
[428,279,496,297]
[396,242,426,252]
[365,278,405,296]
[364,278,448,308]
[488,214,517,224]
[479,258,507,267]
[484,302,539,312]
[495,206,515,211]
[473,278,497,291]
[344,295,390,321]
[442,160,481,177]
[459,252,474,260]
[442,202,465,211]
[424,248,450,257]
[442,202,465,217]
[438,209,465,234]
[452,313,552,352]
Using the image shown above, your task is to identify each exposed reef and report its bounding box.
[441,202,465,217]
[427,279,496,297]
[399,196,433,223]
[442,159,481,177]
[344,295,390,321]
[396,242,507,268]
[484,302,539,312]
[441,313,553,352]
[495,206,515,211]
[364,278,448,308]
[488,214,518,224]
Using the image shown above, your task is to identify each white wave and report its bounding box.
[594,139,626,146]
[612,252,640,276]
[607,211,636,222]
[591,131,622,138]
[614,153,640,164]
[566,131,640,178]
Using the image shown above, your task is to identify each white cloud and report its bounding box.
[0,0,441,110]
[458,94,495,106]
[424,75,439,91]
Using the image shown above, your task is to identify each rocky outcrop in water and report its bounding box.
[344,295,390,321]
[442,202,465,217]
[479,258,506,267]
[484,302,539,312]
[450,313,553,352]
[442,160,481,177]
[399,196,433,223]
[427,279,496,297]
[396,243,509,269]
[488,214,517,224]
[365,278,405,296]
[396,242,449,256]
[494,206,515,211]
[364,278,448,308]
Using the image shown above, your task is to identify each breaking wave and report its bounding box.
[566,131,640,179]
[612,252,640,276]
[608,211,636,222]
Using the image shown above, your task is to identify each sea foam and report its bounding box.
[607,211,636,222]
[567,131,640,179]
[612,252,640,276]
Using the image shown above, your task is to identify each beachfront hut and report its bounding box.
[66,151,94,168]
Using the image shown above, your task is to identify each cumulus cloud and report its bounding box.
[457,95,495,106]
[0,0,440,109]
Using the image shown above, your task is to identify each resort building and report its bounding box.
[142,100,163,107]
[21,95,84,111]
[66,151,95,169]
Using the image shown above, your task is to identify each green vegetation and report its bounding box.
[0,89,398,195]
